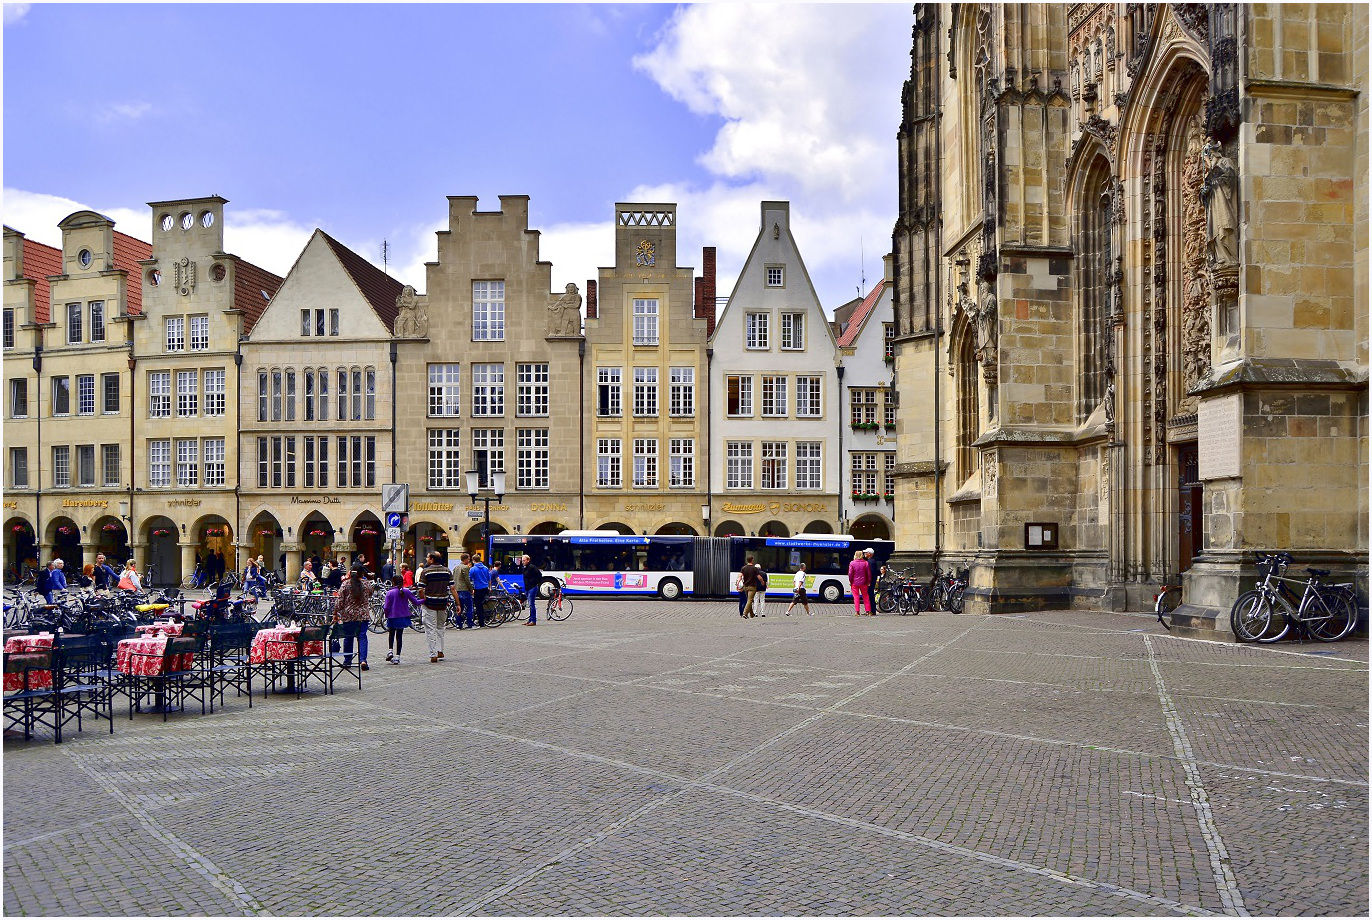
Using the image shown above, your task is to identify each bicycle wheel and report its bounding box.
[1154,587,1182,630]
[1230,590,1288,643]
[947,585,965,614]
[546,593,573,621]
[1307,591,1358,642]
[877,588,897,613]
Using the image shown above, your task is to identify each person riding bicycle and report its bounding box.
[244,555,268,596]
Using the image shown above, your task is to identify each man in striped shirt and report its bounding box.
[417,552,454,663]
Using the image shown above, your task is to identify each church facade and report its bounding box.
[891,4,1367,630]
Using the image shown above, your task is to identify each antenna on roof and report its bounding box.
[860,237,866,295]
[381,240,390,276]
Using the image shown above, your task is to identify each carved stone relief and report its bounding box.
[546,283,583,337]
[173,257,196,296]
[1179,116,1211,412]
[393,285,427,338]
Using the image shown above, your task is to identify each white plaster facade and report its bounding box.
[708,201,839,537]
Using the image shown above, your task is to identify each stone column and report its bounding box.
[282,544,303,582]
[37,542,54,566]
[129,541,149,573]
[180,543,197,588]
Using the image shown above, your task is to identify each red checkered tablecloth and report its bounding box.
[135,622,185,637]
[116,637,194,676]
[3,634,54,691]
[249,627,324,664]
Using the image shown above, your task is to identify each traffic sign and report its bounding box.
[386,526,403,542]
[385,512,404,530]
[381,483,409,514]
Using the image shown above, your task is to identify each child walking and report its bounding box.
[383,576,420,665]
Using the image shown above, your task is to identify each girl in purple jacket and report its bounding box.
[383,577,420,665]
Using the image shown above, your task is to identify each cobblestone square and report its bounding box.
[4,601,1368,916]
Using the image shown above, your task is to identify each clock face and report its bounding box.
[635,239,656,267]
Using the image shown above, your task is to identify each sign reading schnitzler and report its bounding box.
[1198,394,1242,480]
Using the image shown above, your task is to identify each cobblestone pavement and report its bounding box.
[4,602,1367,916]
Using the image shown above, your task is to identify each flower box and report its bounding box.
[850,422,880,432]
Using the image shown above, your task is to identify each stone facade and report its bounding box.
[892,3,1368,632]
[583,203,715,537]
[708,201,839,539]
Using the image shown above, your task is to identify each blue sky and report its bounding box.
[4,3,911,312]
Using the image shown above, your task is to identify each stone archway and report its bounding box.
[460,522,507,563]
[143,516,180,586]
[849,514,892,541]
[596,521,635,536]
[528,520,568,536]
[192,516,235,579]
[759,520,789,538]
[92,516,130,564]
[713,520,745,537]
[46,516,82,572]
[803,519,833,534]
[5,518,37,578]
[350,513,384,573]
[655,522,698,536]
[247,512,283,577]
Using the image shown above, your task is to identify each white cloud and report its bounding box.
[220,209,315,277]
[106,101,154,122]
[1,188,147,246]
[631,3,909,311]
[538,220,615,294]
[3,4,32,27]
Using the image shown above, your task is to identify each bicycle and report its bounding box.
[1231,552,1359,643]
[1154,584,1182,630]
[544,582,573,621]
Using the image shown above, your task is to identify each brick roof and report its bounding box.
[319,230,404,333]
[113,231,153,315]
[233,259,285,335]
[835,278,885,347]
[20,237,62,324]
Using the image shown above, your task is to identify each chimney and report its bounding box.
[698,246,716,336]
[585,279,597,319]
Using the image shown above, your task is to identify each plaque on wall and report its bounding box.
[1198,394,1242,480]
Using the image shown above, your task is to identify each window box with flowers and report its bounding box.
[882,423,897,432]
[850,491,880,502]
[883,355,895,365]
[883,491,895,501]
[850,422,880,432]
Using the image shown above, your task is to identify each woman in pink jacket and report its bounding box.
[848,550,873,616]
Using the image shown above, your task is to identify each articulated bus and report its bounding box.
[490,532,894,602]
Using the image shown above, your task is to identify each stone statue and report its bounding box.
[1103,380,1115,424]
[1201,138,1239,269]
[547,283,583,337]
[394,285,427,338]
[975,278,998,375]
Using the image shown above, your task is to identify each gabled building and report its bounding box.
[3,216,150,575]
[394,195,584,563]
[132,198,282,584]
[583,203,716,538]
[708,201,838,538]
[238,229,401,579]
[837,255,897,541]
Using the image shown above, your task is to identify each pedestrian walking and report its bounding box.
[785,563,812,616]
[740,555,761,618]
[753,561,768,618]
[416,551,454,662]
[116,559,140,592]
[521,554,541,625]
[36,558,67,604]
[400,562,414,588]
[470,554,491,627]
[863,547,879,615]
[452,552,475,628]
[380,555,396,584]
[849,550,872,615]
[92,553,119,591]
[735,570,747,617]
[383,576,419,665]
[332,567,372,670]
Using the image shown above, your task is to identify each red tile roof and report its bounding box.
[835,278,885,347]
[20,237,62,324]
[319,230,404,332]
[233,259,285,335]
[113,231,153,315]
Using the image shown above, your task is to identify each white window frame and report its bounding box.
[427,429,462,490]
[76,444,96,487]
[189,314,209,351]
[726,441,753,490]
[53,445,71,488]
[516,428,550,489]
[795,442,823,490]
[203,438,226,487]
[473,280,506,341]
[51,376,70,416]
[726,375,753,417]
[761,441,788,490]
[428,364,461,417]
[471,428,505,489]
[257,370,268,422]
[745,312,769,349]
[597,367,622,417]
[766,265,785,288]
[148,440,171,488]
[669,438,694,488]
[89,301,105,343]
[165,316,184,352]
[102,444,120,487]
[76,374,96,416]
[761,375,788,417]
[204,369,225,417]
[781,312,805,350]
[796,375,823,418]
[516,363,549,417]
[632,298,659,345]
[10,447,28,488]
[66,302,83,344]
[632,367,659,416]
[632,438,658,488]
[148,371,171,418]
[669,367,694,417]
[9,378,26,419]
[177,370,199,417]
[176,439,199,486]
[596,438,622,488]
[471,363,505,417]
[101,373,120,414]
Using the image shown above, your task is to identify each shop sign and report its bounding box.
[290,496,341,504]
[413,502,455,512]
[721,501,768,514]
[780,502,829,513]
[2,501,18,509]
[61,499,108,508]
[167,499,202,507]
[530,502,568,513]
[623,502,665,512]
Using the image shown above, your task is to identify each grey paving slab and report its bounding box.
[4,599,1367,916]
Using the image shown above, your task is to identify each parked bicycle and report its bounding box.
[1231,551,1359,643]
[544,581,573,621]
[1154,583,1183,630]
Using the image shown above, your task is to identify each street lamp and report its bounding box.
[465,468,505,562]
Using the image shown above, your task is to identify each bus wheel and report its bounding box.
[819,581,843,604]
[658,578,682,600]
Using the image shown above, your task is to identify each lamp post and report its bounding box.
[465,468,505,563]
